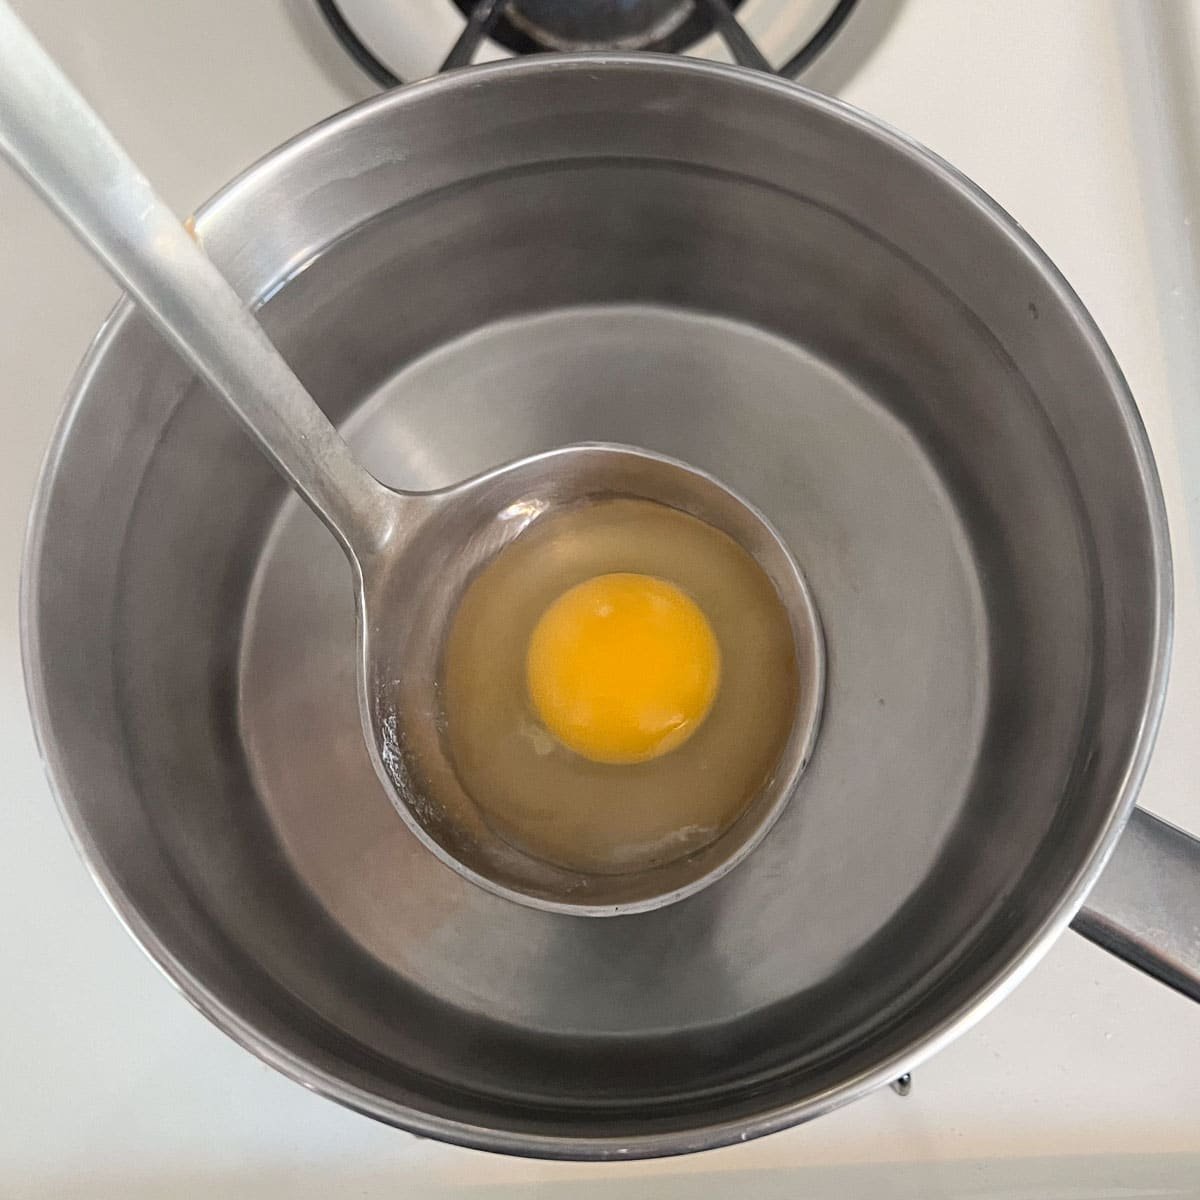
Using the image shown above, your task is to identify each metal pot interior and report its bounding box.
[24,57,1166,1155]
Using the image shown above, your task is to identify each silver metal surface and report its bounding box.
[0,5,822,914]
[1073,809,1200,1002]
[18,53,1185,1157]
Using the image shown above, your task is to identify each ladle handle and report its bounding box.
[0,3,393,556]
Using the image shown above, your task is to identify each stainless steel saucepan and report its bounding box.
[18,50,1200,1158]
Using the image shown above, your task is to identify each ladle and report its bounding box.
[0,3,824,912]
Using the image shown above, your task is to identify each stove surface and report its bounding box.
[2,1,1199,1196]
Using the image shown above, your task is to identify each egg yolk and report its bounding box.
[525,572,721,764]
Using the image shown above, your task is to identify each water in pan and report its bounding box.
[113,152,1098,1105]
[238,304,990,1036]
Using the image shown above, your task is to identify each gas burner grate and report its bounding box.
[452,0,747,57]
[317,0,860,89]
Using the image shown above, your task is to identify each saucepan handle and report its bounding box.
[1071,807,1200,1002]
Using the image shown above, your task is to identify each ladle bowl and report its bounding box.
[365,440,824,913]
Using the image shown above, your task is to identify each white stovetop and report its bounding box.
[2,2,1199,1196]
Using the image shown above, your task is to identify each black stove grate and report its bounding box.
[317,0,860,89]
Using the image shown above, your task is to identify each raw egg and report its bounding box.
[440,498,798,874]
